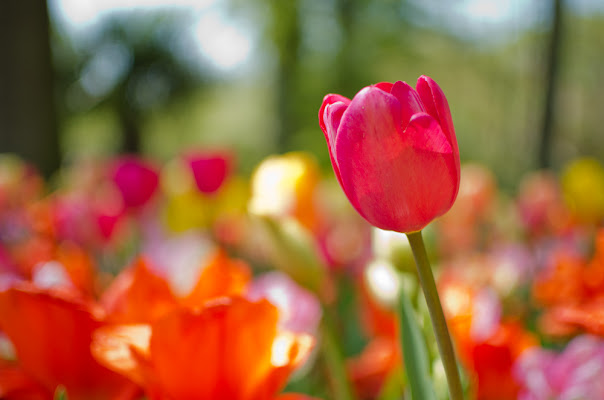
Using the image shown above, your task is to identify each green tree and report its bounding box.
[54,11,206,154]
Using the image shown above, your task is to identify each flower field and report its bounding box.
[1,136,604,399]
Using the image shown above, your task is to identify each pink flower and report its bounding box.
[111,156,159,209]
[319,76,460,233]
[515,335,604,400]
[185,151,231,195]
[248,271,321,335]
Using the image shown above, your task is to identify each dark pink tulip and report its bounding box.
[319,76,460,233]
[185,151,231,194]
[112,156,159,209]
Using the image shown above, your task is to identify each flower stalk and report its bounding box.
[406,230,463,400]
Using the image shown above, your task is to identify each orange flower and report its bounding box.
[441,279,536,400]
[532,253,586,308]
[180,249,250,307]
[0,284,139,400]
[101,250,251,324]
[101,256,179,324]
[533,229,604,336]
[92,297,314,400]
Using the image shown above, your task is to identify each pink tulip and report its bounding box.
[111,156,159,209]
[319,76,460,233]
[514,335,604,400]
[185,151,231,195]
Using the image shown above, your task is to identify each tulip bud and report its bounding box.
[319,76,460,233]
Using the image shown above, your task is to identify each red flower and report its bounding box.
[319,76,460,233]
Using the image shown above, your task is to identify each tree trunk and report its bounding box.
[270,0,300,152]
[539,0,564,169]
[0,0,60,178]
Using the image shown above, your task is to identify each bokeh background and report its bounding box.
[1,0,603,189]
[3,2,604,399]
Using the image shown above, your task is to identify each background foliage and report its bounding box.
[1,0,604,188]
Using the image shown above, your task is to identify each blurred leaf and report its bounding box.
[398,291,437,400]
[54,386,68,400]
[256,216,327,294]
[377,366,405,400]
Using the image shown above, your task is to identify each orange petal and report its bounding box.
[91,324,152,386]
[248,331,314,400]
[0,285,136,399]
[101,257,178,324]
[55,241,97,296]
[179,250,251,307]
[149,298,308,400]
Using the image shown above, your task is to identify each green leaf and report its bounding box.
[398,291,437,400]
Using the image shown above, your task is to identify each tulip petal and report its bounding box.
[416,76,459,158]
[0,286,135,399]
[319,94,350,137]
[374,82,394,93]
[101,257,178,324]
[91,324,152,386]
[390,81,425,128]
[319,94,350,187]
[404,113,452,154]
[112,157,159,209]
[179,249,251,307]
[334,86,404,228]
[186,152,231,194]
[149,298,283,399]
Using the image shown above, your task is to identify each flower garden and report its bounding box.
[2,70,604,400]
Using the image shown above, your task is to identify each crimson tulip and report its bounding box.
[319,76,460,233]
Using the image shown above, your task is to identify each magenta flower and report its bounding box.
[185,151,231,195]
[111,156,159,209]
[319,76,460,233]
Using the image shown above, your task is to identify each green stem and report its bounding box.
[320,309,357,400]
[406,230,463,400]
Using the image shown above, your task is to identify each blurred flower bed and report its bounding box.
[1,150,604,400]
